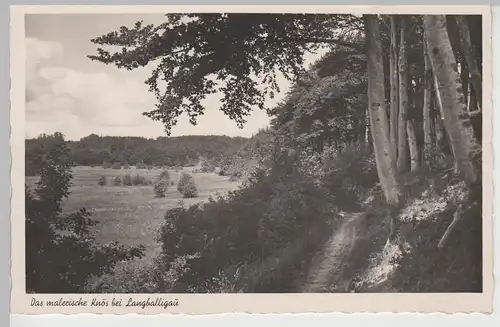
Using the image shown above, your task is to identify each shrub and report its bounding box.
[133,174,144,185]
[113,176,122,186]
[98,176,107,186]
[147,164,154,170]
[136,163,147,169]
[123,174,133,186]
[201,161,215,173]
[177,172,198,198]
[84,254,199,293]
[154,179,169,197]
[218,170,226,176]
[159,170,170,182]
[123,162,130,169]
[321,143,377,210]
[131,174,151,186]
[101,161,110,169]
[111,162,122,170]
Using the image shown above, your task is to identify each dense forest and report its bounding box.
[25,133,247,175]
[26,13,484,294]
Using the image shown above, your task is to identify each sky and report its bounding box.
[25,14,324,141]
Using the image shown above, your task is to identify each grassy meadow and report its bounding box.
[26,165,241,258]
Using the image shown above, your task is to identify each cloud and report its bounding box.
[25,36,325,140]
[26,37,160,140]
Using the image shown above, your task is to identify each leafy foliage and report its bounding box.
[88,14,363,134]
[113,176,122,186]
[132,174,152,186]
[270,43,368,156]
[158,156,338,292]
[98,176,107,186]
[321,143,377,210]
[123,174,133,186]
[213,128,275,182]
[25,133,145,293]
[200,160,215,173]
[159,170,170,182]
[177,172,198,198]
[84,254,200,293]
[154,179,169,198]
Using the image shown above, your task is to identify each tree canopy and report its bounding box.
[88,14,363,135]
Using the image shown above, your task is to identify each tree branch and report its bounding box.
[437,203,464,249]
[292,37,365,53]
[467,110,481,116]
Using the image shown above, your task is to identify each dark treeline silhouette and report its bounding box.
[26,133,247,175]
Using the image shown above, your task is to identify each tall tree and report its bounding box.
[469,82,479,112]
[422,29,433,165]
[454,15,482,111]
[424,15,480,184]
[397,16,409,173]
[460,61,470,110]
[433,79,447,153]
[406,119,419,171]
[389,15,399,160]
[363,14,400,206]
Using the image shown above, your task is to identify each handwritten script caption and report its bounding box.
[30,296,179,309]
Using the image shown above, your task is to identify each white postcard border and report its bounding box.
[10,4,494,314]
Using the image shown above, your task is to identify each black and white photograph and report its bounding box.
[10,5,492,314]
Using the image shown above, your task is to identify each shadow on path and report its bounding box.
[301,212,363,293]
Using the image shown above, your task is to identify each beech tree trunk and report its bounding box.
[389,15,399,160]
[424,15,480,184]
[363,14,400,206]
[469,84,478,112]
[407,120,419,171]
[397,16,409,173]
[423,30,433,165]
[455,15,482,110]
[433,86,445,150]
[365,107,370,142]
[460,61,469,110]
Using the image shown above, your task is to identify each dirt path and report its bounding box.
[301,212,362,293]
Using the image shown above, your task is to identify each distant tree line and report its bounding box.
[25,133,247,176]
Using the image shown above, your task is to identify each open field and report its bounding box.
[26,166,241,257]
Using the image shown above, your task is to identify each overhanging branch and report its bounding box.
[292,37,365,53]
